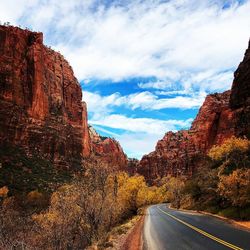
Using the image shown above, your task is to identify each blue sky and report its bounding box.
[1,0,250,158]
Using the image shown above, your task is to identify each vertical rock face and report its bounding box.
[88,126,128,170]
[190,91,235,150]
[0,25,91,168]
[0,25,128,171]
[230,40,250,138]
[230,40,250,109]
[138,41,250,182]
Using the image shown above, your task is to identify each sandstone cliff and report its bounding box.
[138,41,250,182]
[88,126,128,170]
[0,25,127,171]
[230,40,250,138]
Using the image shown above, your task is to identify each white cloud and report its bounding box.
[138,70,234,93]
[90,114,193,159]
[116,132,164,159]
[0,0,38,24]
[1,0,249,89]
[90,114,193,135]
[126,91,206,110]
[82,91,122,119]
[138,80,173,90]
[84,90,195,158]
[83,90,206,111]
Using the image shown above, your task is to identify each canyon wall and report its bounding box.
[138,41,250,182]
[230,40,250,138]
[88,126,128,170]
[0,25,127,170]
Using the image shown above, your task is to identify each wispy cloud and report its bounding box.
[1,0,249,86]
[85,90,194,158]
[90,114,193,159]
[90,114,193,135]
[83,90,206,112]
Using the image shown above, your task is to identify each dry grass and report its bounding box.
[86,215,141,250]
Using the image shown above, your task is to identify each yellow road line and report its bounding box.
[157,206,243,250]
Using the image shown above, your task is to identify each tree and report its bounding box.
[209,137,249,172]
[165,176,185,208]
[209,136,249,161]
[217,169,250,207]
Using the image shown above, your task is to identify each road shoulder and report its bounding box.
[167,204,250,232]
[120,213,145,250]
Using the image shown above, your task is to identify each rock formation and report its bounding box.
[0,25,127,170]
[126,158,139,175]
[229,40,250,138]
[88,126,128,170]
[138,41,250,182]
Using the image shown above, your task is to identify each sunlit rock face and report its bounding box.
[0,25,91,169]
[138,41,250,183]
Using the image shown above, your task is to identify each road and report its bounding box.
[143,204,250,250]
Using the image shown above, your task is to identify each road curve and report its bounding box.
[143,204,250,250]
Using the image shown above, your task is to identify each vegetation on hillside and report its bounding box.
[0,144,72,196]
[0,162,167,249]
[166,137,250,220]
[0,136,249,249]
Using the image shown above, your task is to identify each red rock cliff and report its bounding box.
[0,25,128,171]
[0,25,91,168]
[88,126,128,170]
[138,41,250,182]
[230,40,250,138]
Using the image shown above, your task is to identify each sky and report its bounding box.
[1,0,250,159]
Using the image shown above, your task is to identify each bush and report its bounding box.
[30,169,167,249]
[218,169,250,207]
[218,207,240,219]
[179,137,250,218]
[209,136,250,175]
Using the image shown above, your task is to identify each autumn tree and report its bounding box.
[209,136,250,175]
[164,176,185,208]
[217,169,250,207]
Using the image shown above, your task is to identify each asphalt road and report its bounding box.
[143,204,250,250]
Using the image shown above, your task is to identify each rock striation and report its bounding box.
[0,25,127,170]
[138,41,250,182]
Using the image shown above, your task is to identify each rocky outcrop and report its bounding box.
[138,92,235,182]
[138,41,250,182]
[88,126,128,170]
[0,25,128,171]
[0,25,91,169]
[126,158,139,175]
[229,40,250,138]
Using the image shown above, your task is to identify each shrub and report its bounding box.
[217,169,250,207]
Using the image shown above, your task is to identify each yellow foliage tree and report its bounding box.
[165,176,185,208]
[208,136,249,161]
[217,169,250,207]
[208,136,250,176]
[31,169,168,249]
